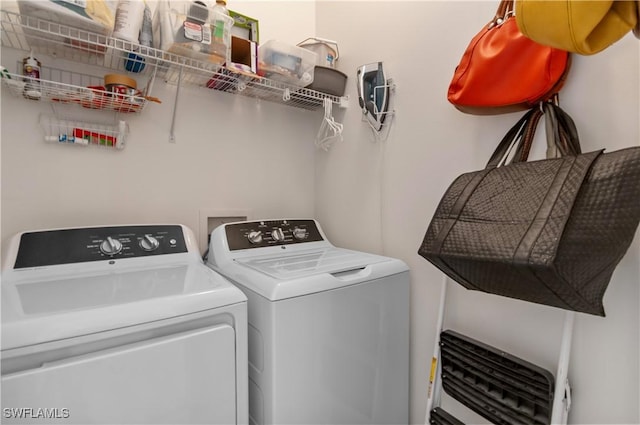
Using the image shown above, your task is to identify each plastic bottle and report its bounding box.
[212,0,229,16]
[138,2,153,48]
[211,0,231,60]
[22,51,41,100]
[211,0,229,44]
[124,1,152,73]
[113,0,145,43]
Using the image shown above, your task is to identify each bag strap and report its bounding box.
[486,108,542,169]
[553,104,582,155]
[515,108,544,161]
[486,102,582,169]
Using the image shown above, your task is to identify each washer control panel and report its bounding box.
[225,219,324,251]
[14,225,188,268]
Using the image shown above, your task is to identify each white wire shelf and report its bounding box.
[2,65,149,113]
[1,9,345,112]
[0,9,216,76]
[163,66,342,111]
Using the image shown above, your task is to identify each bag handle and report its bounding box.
[485,108,541,168]
[486,102,581,169]
[522,102,582,160]
[489,0,514,28]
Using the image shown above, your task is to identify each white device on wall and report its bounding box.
[207,218,410,425]
[357,62,391,132]
[1,224,248,425]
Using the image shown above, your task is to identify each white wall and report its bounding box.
[1,1,319,257]
[2,1,639,424]
[315,1,639,424]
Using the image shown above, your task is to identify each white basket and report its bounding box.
[39,115,127,149]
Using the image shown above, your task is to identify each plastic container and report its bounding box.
[113,0,145,43]
[153,0,233,65]
[17,0,117,35]
[258,40,317,86]
[297,37,339,68]
[305,66,347,96]
[17,0,117,54]
[104,74,137,91]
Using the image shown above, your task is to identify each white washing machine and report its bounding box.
[1,224,248,424]
[207,219,410,425]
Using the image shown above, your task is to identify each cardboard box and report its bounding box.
[228,10,259,42]
[230,36,258,75]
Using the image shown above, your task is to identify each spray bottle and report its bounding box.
[22,51,41,100]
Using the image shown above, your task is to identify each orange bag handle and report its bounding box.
[489,0,514,29]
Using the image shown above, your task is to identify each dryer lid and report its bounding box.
[1,261,246,350]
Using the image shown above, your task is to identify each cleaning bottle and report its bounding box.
[138,1,153,49]
[124,1,153,72]
[211,0,231,59]
[113,0,145,43]
[22,51,41,100]
[212,0,230,41]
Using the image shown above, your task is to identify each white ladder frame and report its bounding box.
[424,275,573,424]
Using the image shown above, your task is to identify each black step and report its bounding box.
[429,407,465,425]
[440,330,554,425]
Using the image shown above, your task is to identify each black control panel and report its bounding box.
[14,225,188,268]
[225,219,324,251]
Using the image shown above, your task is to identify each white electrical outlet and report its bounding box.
[198,209,250,254]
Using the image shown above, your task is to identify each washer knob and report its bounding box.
[271,228,285,242]
[247,230,263,244]
[292,227,308,240]
[100,236,123,256]
[139,235,160,252]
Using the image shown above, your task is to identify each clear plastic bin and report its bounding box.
[258,40,317,87]
[17,0,117,36]
[17,0,118,54]
[154,0,233,65]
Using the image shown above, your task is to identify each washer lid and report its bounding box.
[236,247,386,280]
[226,247,408,301]
[1,260,246,350]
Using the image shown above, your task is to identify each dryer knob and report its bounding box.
[100,236,123,256]
[292,227,307,240]
[271,228,285,242]
[139,235,160,252]
[247,231,263,244]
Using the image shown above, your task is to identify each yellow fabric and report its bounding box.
[85,0,116,30]
[516,0,638,55]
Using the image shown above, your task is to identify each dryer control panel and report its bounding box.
[225,219,324,251]
[14,225,188,268]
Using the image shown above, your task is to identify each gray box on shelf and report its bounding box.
[306,66,347,97]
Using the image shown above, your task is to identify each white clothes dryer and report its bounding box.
[207,219,410,425]
[1,224,248,425]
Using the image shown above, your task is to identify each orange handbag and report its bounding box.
[447,0,571,115]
